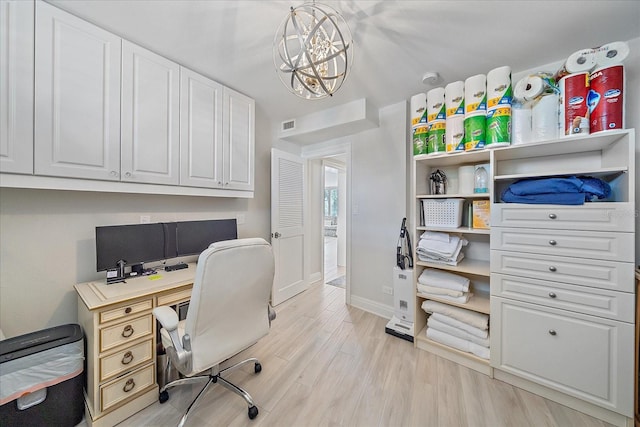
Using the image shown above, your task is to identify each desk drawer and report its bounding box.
[99,299,153,325]
[491,273,634,322]
[100,363,155,412]
[490,227,634,262]
[100,314,153,353]
[490,250,634,292]
[100,338,154,382]
[157,286,191,307]
[491,203,634,232]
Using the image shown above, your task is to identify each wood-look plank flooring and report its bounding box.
[117,283,614,427]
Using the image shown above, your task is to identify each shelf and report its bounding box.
[414,149,490,166]
[417,226,490,235]
[494,166,627,182]
[416,291,490,314]
[416,258,490,277]
[416,325,492,376]
[416,193,490,199]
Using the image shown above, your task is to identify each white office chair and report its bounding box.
[153,238,276,426]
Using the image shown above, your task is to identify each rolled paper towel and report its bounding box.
[589,64,625,133]
[464,74,487,151]
[412,125,429,155]
[458,165,475,195]
[559,72,590,136]
[514,73,557,103]
[427,87,446,154]
[410,93,427,126]
[512,102,533,145]
[486,66,512,147]
[446,115,465,153]
[445,81,465,153]
[594,41,629,67]
[531,94,560,142]
[445,81,465,118]
[556,48,597,80]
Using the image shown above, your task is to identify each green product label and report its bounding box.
[413,126,429,155]
[427,128,446,154]
[487,114,511,145]
[464,115,486,150]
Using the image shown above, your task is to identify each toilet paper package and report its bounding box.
[531,94,560,142]
[589,64,625,133]
[486,66,512,147]
[512,102,533,145]
[464,74,487,151]
[559,72,590,136]
[426,88,446,154]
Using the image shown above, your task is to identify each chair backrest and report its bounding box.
[185,238,274,373]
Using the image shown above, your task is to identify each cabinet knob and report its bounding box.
[122,378,135,393]
[548,240,557,246]
[217,181,222,185]
[548,266,557,272]
[548,213,557,219]
[548,292,557,298]
[110,170,118,177]
[121,325,134,338]
[125,172,132,178]
[121,351,134,365]
[548,329,557,336]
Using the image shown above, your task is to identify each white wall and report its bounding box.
[0,108,273,337]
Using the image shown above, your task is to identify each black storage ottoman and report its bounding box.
[0,324,85,427]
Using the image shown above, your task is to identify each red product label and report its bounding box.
[589,65,624,133]
[560,73,589,135]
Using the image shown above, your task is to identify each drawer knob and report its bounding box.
[548,292,557,298]
[548,240,557,246]
[121,351,134,365]
[123,378,136,393]
[125,307,132,314]
[121,325,134,338]
[548,329,557,336]
[548,213,557,219]
[548,266,557,272]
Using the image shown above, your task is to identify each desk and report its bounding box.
[75,264,196,427]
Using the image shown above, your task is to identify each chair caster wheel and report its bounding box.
[248,405,258,419]
[159,390,169,404]
[254,362,262,374]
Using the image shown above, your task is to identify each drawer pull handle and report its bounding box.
[121,325,134,338]
[123,378,135,393]
[125,307,132,314]
[548,266,557,272]
[121,351,134,365]
[548,240,557,246]
[548,292,557,298]
[548,329,557,336]
[549,213,557,219]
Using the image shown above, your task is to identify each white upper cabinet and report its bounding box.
[121,40,180,185]
[179,67,224,188]
[34,1,121,180]
[223,87,254,191]
[0,0,34,175]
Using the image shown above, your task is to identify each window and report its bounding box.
[324,187,338,218]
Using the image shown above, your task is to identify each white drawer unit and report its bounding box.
[491,297,633,416]
[491,273,634,322]
[491,250,634,293]
[100,363,156,412]
[99,314,154,352]
[490,227,634,262]
[99,339,154,382]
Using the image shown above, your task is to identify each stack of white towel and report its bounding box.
[417,268,472,304]
[416,231,467,266]
[421,300,490,360]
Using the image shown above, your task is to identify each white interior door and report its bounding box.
[271,148,307,305]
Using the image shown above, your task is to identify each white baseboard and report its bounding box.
[308,272,322,285]
[349,295,394,319]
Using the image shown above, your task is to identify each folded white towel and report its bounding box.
[417,251,465,266]
[421,300,489,330]
[428,316,490,347]
[429,313,488,339]
[426,327,490,360]
[417,283,464,298]
[420,291,472,304]
[418,268,470,292]
[420,231,450,242]
[418,236,467,258]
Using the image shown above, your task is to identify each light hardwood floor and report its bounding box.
[116,282,615,427]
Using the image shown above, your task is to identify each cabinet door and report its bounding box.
[121,40,179,185]
[0,0,34,175]
[34,1,121,180]
[179,67,223,188]
[223,87,254,191]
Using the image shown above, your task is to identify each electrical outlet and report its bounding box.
[140,215,151,224]
[382,286,393,295]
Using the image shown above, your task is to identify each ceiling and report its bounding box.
[49,0,640,126]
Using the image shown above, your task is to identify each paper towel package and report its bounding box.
[559,72,590,136]
[445,81,465,153]
[464,74,487,151]
[486,66,512,147]
[512,103,533,145]
[531,94,560,141]
[410,93,427,126]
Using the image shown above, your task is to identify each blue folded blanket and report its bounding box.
[502,176,611,205]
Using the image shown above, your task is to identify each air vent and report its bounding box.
[281,119,296,131]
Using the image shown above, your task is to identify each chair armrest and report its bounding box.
[153,306,179,331]
[153,306,192,373]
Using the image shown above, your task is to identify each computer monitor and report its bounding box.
[175,219,237,256]
[95,223,166,272]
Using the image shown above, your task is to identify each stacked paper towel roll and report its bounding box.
[511,102,532,145]
[486,66,512,148]
[445,81,465,153]
[426,88,446,155]
[555,48,597,80]
[531,94,560,141]
[464,74,487,151]
[411,93,428,155]
[514,73,559,142]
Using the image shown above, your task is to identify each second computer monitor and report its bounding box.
[175,219,238,257]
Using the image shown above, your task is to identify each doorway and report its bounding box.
[322,159,347,289]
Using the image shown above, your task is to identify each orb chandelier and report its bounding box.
[273,1,353,100]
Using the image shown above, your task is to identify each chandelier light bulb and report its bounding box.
[273,2,354,100]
